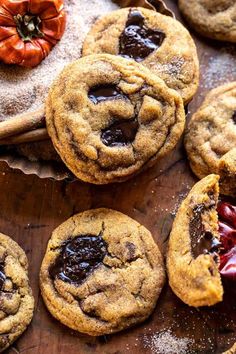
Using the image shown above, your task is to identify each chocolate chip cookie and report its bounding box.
[0,233,34,352]
[40,208,165,336]
[224,343,236,354]
[167,174,223,307]
[179,0,236,43]
[167,173,236,309]
[185,82,236,197]
[82,7,199,104]
[46,54,185,184]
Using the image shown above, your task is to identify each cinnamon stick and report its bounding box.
[0,106,45,140]
[147,0,174,16]
[0,128,49,145]
[113,0,174,17]
[114,0,150,7]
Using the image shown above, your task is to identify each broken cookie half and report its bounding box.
[167,174,236,307]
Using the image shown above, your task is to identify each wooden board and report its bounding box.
[1,0,236,353]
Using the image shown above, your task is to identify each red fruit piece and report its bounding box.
[219,246,236,281]
[217,201,236,281]
[218,221,236,252]
[217,202,236,229]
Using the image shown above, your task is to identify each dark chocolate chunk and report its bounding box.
[101,119,139,147]
[119,9,165,62]
[0,264,6,290]
[190,205,221,259]
[125,241,136,261]
[49,235,107,286]
[232,111,236,124]
[88,85,127,104]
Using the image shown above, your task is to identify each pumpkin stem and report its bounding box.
[14,14,44,42]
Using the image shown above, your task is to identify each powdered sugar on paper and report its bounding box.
[0,0,118,120]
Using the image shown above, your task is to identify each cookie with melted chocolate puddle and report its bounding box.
[167,174,223,307]
[167,173,236,312]
[40,208,165,336]
[82,7,199,104]
[46,54,185,184]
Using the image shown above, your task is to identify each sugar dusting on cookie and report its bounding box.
[143,330,193,354]
[0,0,119,120]
[150,57,186,79]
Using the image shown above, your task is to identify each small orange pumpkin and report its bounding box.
[0,0,66,67]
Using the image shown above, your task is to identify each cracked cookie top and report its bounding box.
[185,82,236,197]
[178,0,236,42]
[40,208,165,336]
[46,54,185,184]
[167,174,223,307]
[82,7,199,104]
[0,233,34,352]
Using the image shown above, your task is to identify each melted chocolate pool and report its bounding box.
[190,204,221,259]
[49,235,107,286]
[0,263,6,290]
[101,119,139,147]
[88,85,127,104]
[119,9,165,62]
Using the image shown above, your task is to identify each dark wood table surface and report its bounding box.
[2,1,236,353]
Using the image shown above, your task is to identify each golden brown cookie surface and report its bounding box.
[167,174,223,307]
[46,54,185,184]
[0,233,34,352]
[40,208,165,336]
[185,82,236,197]
[179,0,236,43]
[82,7,199,104]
